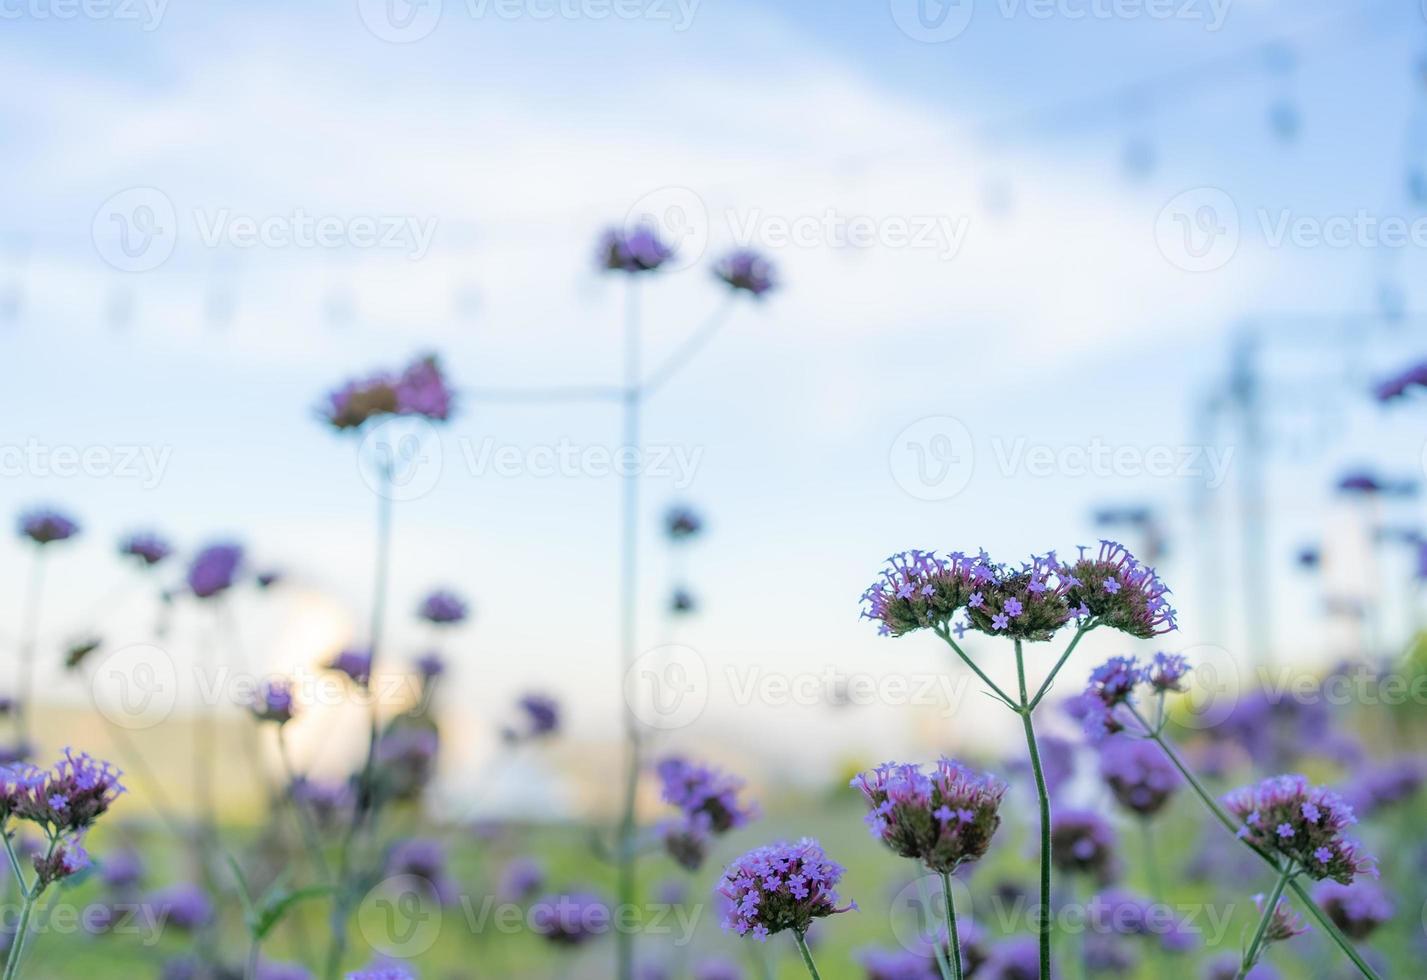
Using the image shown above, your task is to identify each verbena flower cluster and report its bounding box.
[326,647,372,686]
[1251,893,1309,945]
[1059,541,1177,638]
[187,542,244,599]
[664,505,704,540]
[249,678,295,725]
[657,756,757,871]
[417,589,468,625]
[1097,735,1180,817]
[503,693,560,742]
[598,225,674,273]
[1049,809,1118,884]
[1222,775,1376,883]
[118,531,172,566]
[1,750,124,891]
[716,838,854,940]
[1374,359,1427,402]
[1078,652,1190,741]
[861,541,1175,642]
[18,508,80,545]
[321,354,453,430]
[850,758,1005,872]
[529,891,611,946]
[713,249,777,297]
[1313,880,1394,940]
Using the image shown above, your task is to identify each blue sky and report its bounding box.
[3,0,1427,792]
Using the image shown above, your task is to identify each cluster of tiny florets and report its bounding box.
[1079,653,1193,741]
[961,553,1074,642]
[118,531,172,566]
[850,758,1005,873]
[249,678,296,725]
[1313,880,1394,940]
[715,838,855,940]
[1222,775,1376,884]
[1060,541,1177,638]
[1252,893,1309,946]
[417,589,469,625]
[713,249,777,297]
[18,508,80,545]
[598,225,674,274]
[657,757,757,870]
[187,542,245,599]
[860,550,995,637]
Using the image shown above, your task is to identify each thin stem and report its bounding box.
[640,295,736,398]
[1028,622,1094,710]
[2,839,54,980]
[615,276,642,980]
[278,726,331,881]
[1239,865,1293,978]
[1014,640,1052,980]
[793,930,823,980]
[245,937,261,980]
[1287,879,1382,980]
[940,872,964,980]
[932,625,1017,708]
[1138,818,1163,902]
[914,869,953,980]
[0,826,28,893]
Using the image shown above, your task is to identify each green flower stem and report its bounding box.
[793,930,823,980]
[277,726,331,881]
[1124,705,1381,980]
[1138,818,1162,902]
[915,869,953,980]
[1028,623,1095,710]
[2,838,55,980]
[941,872,964,980]
[933,625,1017,708]
[1014,640,1052,980]
[1239,865,1293,979]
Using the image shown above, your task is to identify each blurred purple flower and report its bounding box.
[1251,892,1309,945]
[290,777,354,830]
[658,757,757,835]
[1049,809,1118,884]
[249,677,296,725]
[716,838,854,941]
[256,961,313,980]
[503,693,560,742]
[34,837,89,886]
[1374,359,1427,401]
[691,956,744,980]
[146,883,214,931]
[99,846,144,891]
[669,588,697,615]
[325,647,372,686]
[530,891,611,946]
[1098,736,1179,817]
[321,354,453,430]
[664,505,704,540]
[345,966,415,980]
[1314,879,1394,940]
[387,838,458,905]
[1223,774,1376,883]
[978,936,1040,980]
[394,354,453,421]
[1335,470,1416,496]
[497,857,545,903]
[856,946,939,979]
[1203,956,1280,980]
[1343,756,1423,818]
[186,542,244,599]
[851,758,1005,873]
[375,726,438,801]
[18,508,79,545]
[118,531,172,566]
[598,224,674,273]
[414,651,445,681]
[417,589,468,625]
[714,249,776,297]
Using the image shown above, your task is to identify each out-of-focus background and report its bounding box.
[4,0,1427,977]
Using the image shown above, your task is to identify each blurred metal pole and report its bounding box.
[1230,327,1272,666]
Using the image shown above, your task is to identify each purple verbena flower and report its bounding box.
[118,531,172,566]
[1097,736,1179,817]
[977,936,1040,980]
[497,857,545,903]
[530,891,611,946]
[598,224,674,273]
[1374,359,1427,402]
[11,749,124,833]
[1222,775,1376,884]
[503,693,560,742]
[394,354,453,421]
[289,777,354,830]
[374,726,438,801]
[1060,541,1176,638]
[1342,756,1423,818]
[658,757,757,835]
[414,651,445,680]
[665,505,704,540]
[1144,652,1190,693]
[99,846,144,891]
[856,946,940,979]
[417,589,469,626]
[34,837,89,886]
[851,758,1005,873]
[1079,656,1143,741]
[669,588,697,615]
[325,647,372,686]
[716,838,855,940]
[1049,809,1118,884]
[146,883,214,931]
[861,550,995,637]
[186,542,244,599]
[1314,880,1394,940]
[18,508,80,545]
[249,677,296,725]
[962,553,1073,642]
[321,354,453,430]
[691,957,745,980]
[713,249,777,297]
[387,837,458,905]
